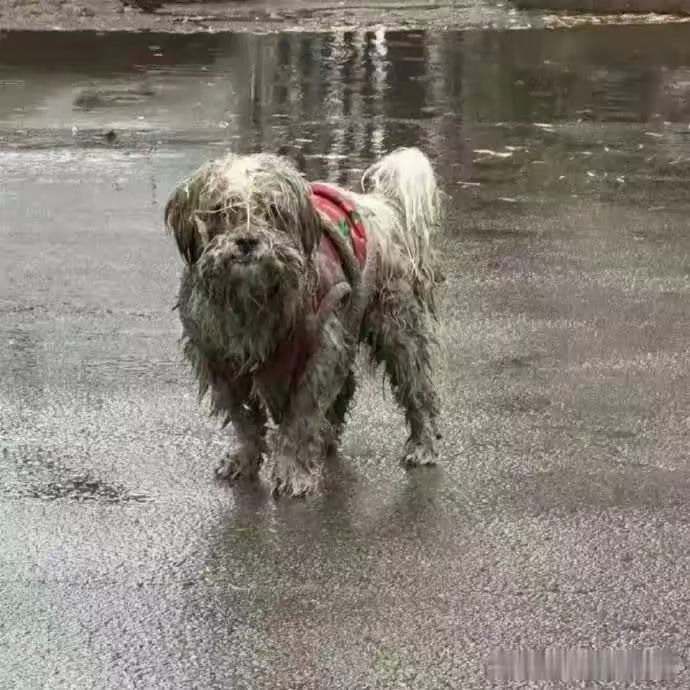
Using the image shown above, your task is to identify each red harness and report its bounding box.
[310,182,367,273]
[253,184,367,396]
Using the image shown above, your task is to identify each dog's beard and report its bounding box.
[192,229,308,363]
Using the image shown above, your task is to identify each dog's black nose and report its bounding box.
[235,236,259,256]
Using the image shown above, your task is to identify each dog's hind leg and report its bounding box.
[364,281,440,468]
[210,372,268,482]
[270,315,355,497]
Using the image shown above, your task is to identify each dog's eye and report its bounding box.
[269,204,287,228]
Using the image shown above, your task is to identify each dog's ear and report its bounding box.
[299,206,323,257]
[164,186,202,266]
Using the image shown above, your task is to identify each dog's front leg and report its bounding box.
[270,314,354,498]
[210,372,268,482]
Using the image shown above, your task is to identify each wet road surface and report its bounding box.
[0,0,517,34]
[5,0,688,35]
[1,25,689,689]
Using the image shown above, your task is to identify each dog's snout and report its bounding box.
[236,236,259,256]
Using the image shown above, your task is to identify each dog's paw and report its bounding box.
[216,451,262,482]
[270,456,319,498]
[400,440,438,469]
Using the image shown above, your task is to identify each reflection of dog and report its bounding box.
[165,147,443,497]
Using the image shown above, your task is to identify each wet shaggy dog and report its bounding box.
[164,147,443,497]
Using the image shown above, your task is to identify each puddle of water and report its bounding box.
[2,25,690,206]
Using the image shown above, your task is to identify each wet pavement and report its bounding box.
[1,24,690,689]
[0,0,512,34]
[3,0,690,34]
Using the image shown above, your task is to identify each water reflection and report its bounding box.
[3,26,690,198]
[228,26,689,202]
[232,30,397,184]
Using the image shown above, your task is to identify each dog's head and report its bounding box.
[165,152,322,320]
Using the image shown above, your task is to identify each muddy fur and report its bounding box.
[165,147,443,497]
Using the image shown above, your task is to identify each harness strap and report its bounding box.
[309,183,369,335]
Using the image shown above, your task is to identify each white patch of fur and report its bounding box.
[360,146,440,276]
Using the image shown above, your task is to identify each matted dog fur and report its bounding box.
[165,147,443,497]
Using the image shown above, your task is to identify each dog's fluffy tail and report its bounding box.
[361,147,441,277]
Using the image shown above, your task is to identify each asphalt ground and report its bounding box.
[2,0,690,33]
[1,23,689,689]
